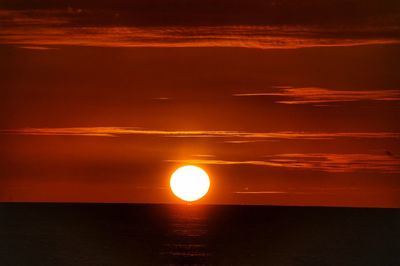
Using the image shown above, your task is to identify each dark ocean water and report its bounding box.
[0,203,399,266]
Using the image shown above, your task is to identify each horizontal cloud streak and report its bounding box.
[233,187,400,195]
[2,26,398,49]
[1,127,399,140]
[168,153,400,173]
[1,9,400,49]
[234,87,400,104]
[234,191,288,194]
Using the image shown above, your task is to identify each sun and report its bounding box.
[170,165,210,202]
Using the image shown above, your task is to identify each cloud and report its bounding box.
[192,154,217,158]
[234,87,400,105]
[234,191,288,194]
[18,46,59,50]
[152,97,171,101]
[167,153,400,173]
[1,25,398,49]
[1,8,400,49]
[268,153,400,173]
[233,187,400,195]
[1,127,399,140]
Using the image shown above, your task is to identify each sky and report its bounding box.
[1,0,400,207]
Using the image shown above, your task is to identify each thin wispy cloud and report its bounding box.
[233,187,400,195]
[234,191,288,194]
[1,25,398,49]
[267,153,400,173]
[1,127,399,140]
[18,46,59,50]
[234,87,400,105]
[1,8,400,49]
[168,153,400,173]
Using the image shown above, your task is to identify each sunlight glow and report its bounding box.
[170,165,210,202]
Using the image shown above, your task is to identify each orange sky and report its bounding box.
[1,0,400,207]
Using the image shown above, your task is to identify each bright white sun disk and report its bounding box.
[170,165,210,202]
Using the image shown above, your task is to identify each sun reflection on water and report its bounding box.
[161,205,211,265]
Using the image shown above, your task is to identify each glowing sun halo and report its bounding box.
[170,165,210,202]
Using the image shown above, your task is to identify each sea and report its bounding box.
[0,203,399,265]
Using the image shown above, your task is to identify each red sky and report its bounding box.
[1,0,400,207]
